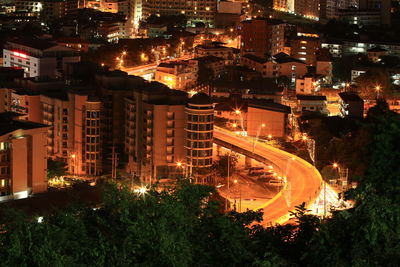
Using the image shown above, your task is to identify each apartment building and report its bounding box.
[185,93,214,174]
[195,43,235,65]
[296,94,328,114]
[155,61,198,90]
[294,0,319,20]
[41,91,103,176]
[295,74,322,94]
[3,37,80,78]
[41,0,67,21]
[290,33,321,66]
[240,54,277,78]
[189,56,225,78]
[142,0,217,27]
[0,112,48,201]
[240,18,286,58]
[125,83,188,181]
[14,0,43,13]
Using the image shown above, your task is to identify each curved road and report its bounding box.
[214,128,322,225]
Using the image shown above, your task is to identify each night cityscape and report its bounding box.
[0,0,399,265]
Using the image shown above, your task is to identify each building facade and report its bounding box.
[3,38,80,78]
[185,93,214,175]
[142,0,217,27]
[125,84,188,181]
[0,112,48,201]
[240,18,286,58]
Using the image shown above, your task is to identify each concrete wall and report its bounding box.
[247,107,287,138]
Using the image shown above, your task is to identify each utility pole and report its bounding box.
[225,149,231,211]
[111,145,118,179]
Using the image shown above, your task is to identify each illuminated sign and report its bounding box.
[12,51,28,59]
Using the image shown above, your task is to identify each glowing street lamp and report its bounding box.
[232,122,238,128]
[135,186,148,197]
[235,109,241,115]
[375,85,381,98]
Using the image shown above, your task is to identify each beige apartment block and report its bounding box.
[0,112,48,201]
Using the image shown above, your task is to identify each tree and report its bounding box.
[304,111,400,266]
[47,157,67,179]
[213,153,239,178]
[355,69,392,99]
[0,181,268,266]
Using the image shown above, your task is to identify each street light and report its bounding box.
[253,123,265,152]
[176,161,186,178]
[375,85,381,99]
[233,178,241,212]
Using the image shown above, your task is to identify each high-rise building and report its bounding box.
[240,18,286,58]
[185,93,214,175]
[0,112,48,200]
[142,0,217,27]
[40,91,103,176]
[125,82,188,181]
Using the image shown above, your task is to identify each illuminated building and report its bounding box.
[125,83,188,181]
[0,112,48,200]
[295,74,322,94]
[294,0,319,20]
[290,33,321,66]
[60,9,128,41]
[2,38,80,78]
[240,18,286,57]
[40,91,103,176]
[296,94,328,114]
[195,43,235,65]
[274,0,318,20]
[155,61,198,90]
[185,93,214,174]
[241,53,308,84]
[14,0,43,13]
[246,100,291,138]
[142,0,217,27]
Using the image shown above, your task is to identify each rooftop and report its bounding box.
[191,55,225,63]
[242,54,268,64]
[0,112,48,136]
[297,94,327,101]
[189,92,211,105]
[339,92,363,102]
[7,37,57,51]
[248,100,291,114]
[273,52,305,64]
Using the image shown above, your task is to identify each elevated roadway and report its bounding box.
[214,127,322,224]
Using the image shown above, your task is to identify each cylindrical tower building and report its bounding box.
[185,93,214,176]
